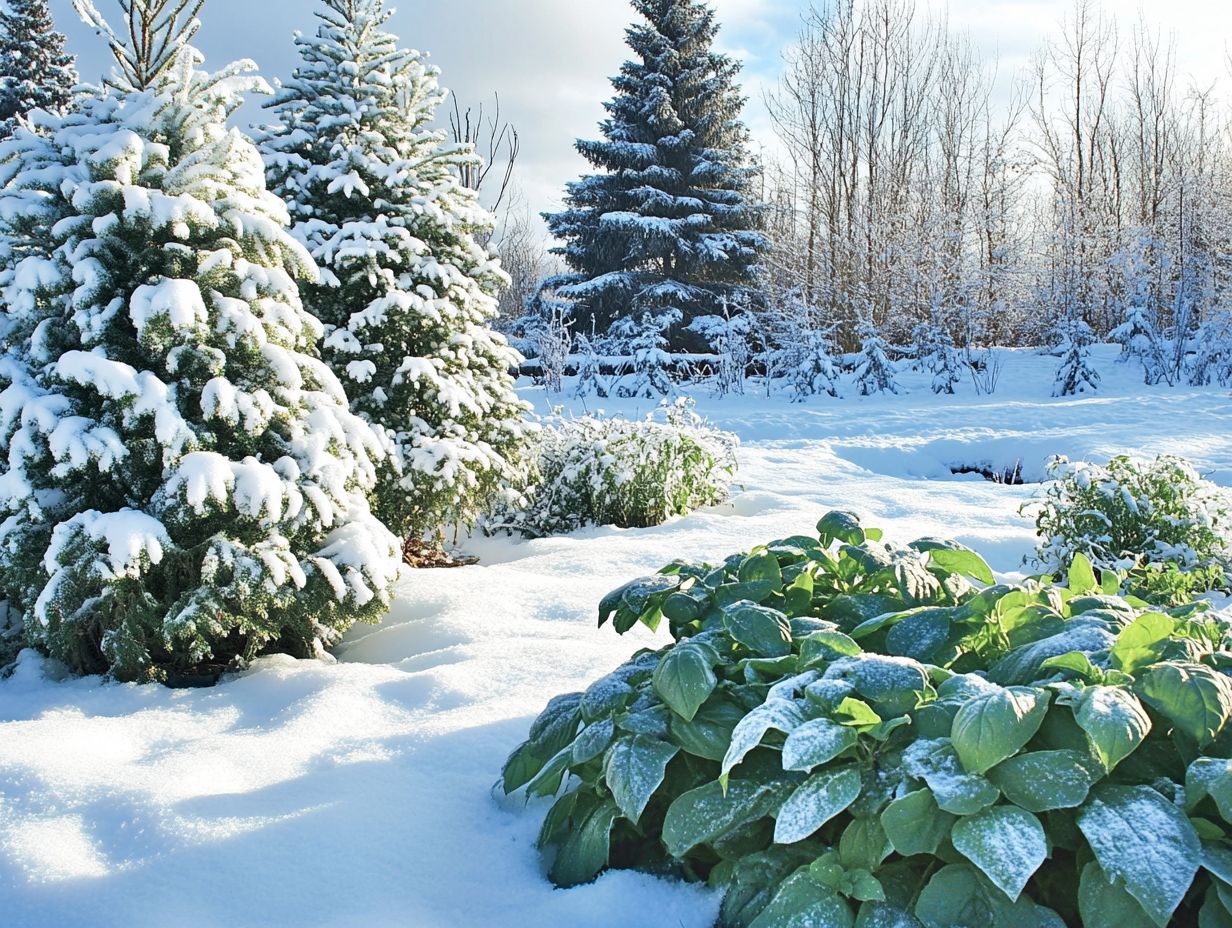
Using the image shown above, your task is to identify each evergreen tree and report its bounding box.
[261,0,530,540]
[613,310,678,397]
[789,330,840,401]
[1052,319,1101,396]
[0,45,401,681]
[0,0,78,134]
[545,0,767,347]
[73,0,202,90]
[853,322,901,396]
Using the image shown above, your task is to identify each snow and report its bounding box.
[1,348,1231,925]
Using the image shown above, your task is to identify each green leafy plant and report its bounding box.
[502,512,1232,927]
[1027,455,1232,603]
[486,399,737,537]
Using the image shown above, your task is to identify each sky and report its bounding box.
[47,0,1232,228]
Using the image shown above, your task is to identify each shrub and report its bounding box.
[502,511,1232,927]
[1028,455,1232,602]
[487,400,737,537]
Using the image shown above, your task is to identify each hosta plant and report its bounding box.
[502,511,1232,927]
[1028,455,1232,603]
[486,399,737,538]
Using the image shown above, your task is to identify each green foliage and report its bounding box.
[503,512,1232,926]
[1028,455,1232,603]
[486,400,737,537]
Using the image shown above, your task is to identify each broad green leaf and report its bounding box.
[1201,886,1232,928]
[829,655,930,717]
[571,718,615,764]
[662,777,794,857]
[502,740,546,794]
[833,697,882,728]
[1202,841,1232,884]
[838,817,892,871]
[903,739,1000,815]
[819,511,865,547]
[580,673,636,721]
[1074,685,1152,770]
[1110,612,1176,674]
[622,575,681,614]
[598,582,633,627]
[914,863,1033,927]
[652,641,717,722]
[885,609,953,663]
[1078,861,1156,928]
[549,797,619,887]
[855,903,924,928]
[603,735,678,825]
[1077,784,1201,927]
[662,591,703,623]
[524,744,572,798]
[881,789,956,856]
[784,572,815,615]
[800,631,862,668]
[740,551,784,592]
[721,699,806,778]
[951,686,1050,774]
[1039,651,1101,681]
[929,548,996,585]
[749,869,855,928]
[1140,662,1232,746]
[951,805,1047,902]
[717,580,778,607]
[774,765,863,844]
[670,697,746,762]
[986,749,1099,812]
[725,602,794,658]
[1069,553,1098,595]
[1189,758,1232,822]
[781,717,859,771]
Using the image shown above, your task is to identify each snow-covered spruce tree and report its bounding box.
[261,0,530,540]
[0,47,402,681]
[572,333,609,399]
[789,329,840,401]
[853,322,901,396]
[1052,318,1101,397]
[544,0,767,348]
[1187,310,1232,387]
[0,0,77,134]
[612,310,679,398]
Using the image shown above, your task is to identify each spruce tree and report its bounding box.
[261,0,530,541]
[1053,319,1101,396]
[853,323,901,396]
[0,0,78,134]
[0,44,401,680]
[545,0,767,347]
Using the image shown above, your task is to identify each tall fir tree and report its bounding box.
[0,0,78,134]
[0,43,402,681]
[544,0,767,349]
[261,0,530,541]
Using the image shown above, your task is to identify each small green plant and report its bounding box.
[502,512,1232,927]
[1028,455,1232,602]
[486,400,737,537]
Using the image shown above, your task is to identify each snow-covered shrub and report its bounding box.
[1186,310,1232,388]
[913,322,962,394]
[789,329,841,401]
[261,0,531,539]
[488,400,736,537]
[503,511,1232,927]
[1028,455,1232,600]
[1052,319,1101,396]
[0,47,402,681]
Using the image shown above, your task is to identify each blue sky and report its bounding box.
[48,0,1232,224]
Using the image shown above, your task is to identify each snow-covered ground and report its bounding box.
[1,347,1230,928]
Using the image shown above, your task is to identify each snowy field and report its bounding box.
[1,346,1230,928]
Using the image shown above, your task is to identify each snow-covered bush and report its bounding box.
[1052,319,1100,396]
[261,0,530,540]
[788,329,841,401]
[488,400,736,537]
[913,322,962,394]
[0,47,401,681]
[503,511,1232,926]
[688,307,752,397]
[1028,455,1232,600]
